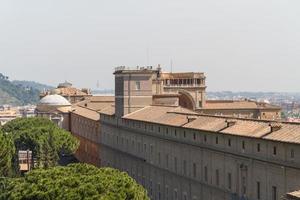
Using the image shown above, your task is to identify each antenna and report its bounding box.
[170,59,173,73]
[146,48,150,66]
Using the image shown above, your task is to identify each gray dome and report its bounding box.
[39,95,71,106]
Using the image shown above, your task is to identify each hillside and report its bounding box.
[0,73,52,106]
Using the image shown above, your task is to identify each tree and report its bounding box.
[0,130,14,177]
[1,117,79,174]
[0,163,150,200]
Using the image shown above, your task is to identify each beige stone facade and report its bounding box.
[53,66,295,200]
[100,106,300,200]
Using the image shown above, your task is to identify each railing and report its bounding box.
[114,66,155,72]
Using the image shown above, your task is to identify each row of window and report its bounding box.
[114,120,298,162]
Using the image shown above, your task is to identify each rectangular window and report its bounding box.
[158,152,161,165]
[174,157,178,172]
[174,190,178,200]
[228,173,232,189]
[135,81,141,90]
[184,131,186,138]
[216,169,219,186]
[291,149,295,159]
[193,133,196,140]
[216,136,218,144]
[257,143,261,152]
[166,154,169,169]
[204,166,208,182]
[242,141,245,150]
[166,186,169,200]
[257,181,261,200]
[272,186,277,200]
[273,146,277,155]
[204,135,207,142]
[183,160,187,175]
[193,163,197,178]
[228,139,231,147]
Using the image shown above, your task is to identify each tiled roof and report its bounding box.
[71,106,100,121]
[99,105,115,116]
[203,100,280,110]
[76,96,115,112]
[58,87,88,96]
[122,105,300,144]
[287,190,300,199]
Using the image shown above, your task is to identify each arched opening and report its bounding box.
[178,91,196,110]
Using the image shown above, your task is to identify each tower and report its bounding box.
[114,66,160,118]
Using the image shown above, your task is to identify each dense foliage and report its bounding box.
[0,73,44,105]
[0,117,79,174]
[0,163,150,200]
[0,130,14,177]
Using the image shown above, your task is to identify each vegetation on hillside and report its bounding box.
[0,73,52,105]
[0,117,79,176]
[0,163,149,200]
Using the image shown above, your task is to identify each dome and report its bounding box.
[39,95,71,106]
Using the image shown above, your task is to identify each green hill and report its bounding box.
[0,73,52,106]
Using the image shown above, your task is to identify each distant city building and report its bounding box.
[35,94,72,129]
[40,81,92,104]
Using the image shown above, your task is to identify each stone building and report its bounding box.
[40,81,92,104]
[98,67,300,200]
[53,66,299,200]
[114,66,281,120]
[35,94,72,130]
[69,96,114,166]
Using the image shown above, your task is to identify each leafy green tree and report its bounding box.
[0,130,15,177]
[1,117,79,174]
[0,163,150,200]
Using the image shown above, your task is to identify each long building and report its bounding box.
[35,66,299,200]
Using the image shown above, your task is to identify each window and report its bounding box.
[150,180,153,196]
[228,173,232,189]
[291,149,295,159]
[174,190,178,200]
[204,135,207,142]
[166,154,169,168]
[216,136,219,144]
[174,130,177,137]
[135,81,141,90]
[158,183,161,200]
[204,166,208,182]
[183,131,186,138]
[257,143,261,152]
[166,128,169,134]
[257,181,261,200]
[183,160,187,175]
[216,169,219,186]
[158,152,161,165]
[272,186,277,200]
[228,139,231,147]
[166,186,169,200]
[273,146,277,155]
[242,141,245,150]
[193,163,197,178]
[193,133,196,140]
[158,127,161,132]
[174,157,178,172]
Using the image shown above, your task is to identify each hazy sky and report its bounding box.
[0,0,299,92]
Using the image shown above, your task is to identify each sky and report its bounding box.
[0,0,299,92]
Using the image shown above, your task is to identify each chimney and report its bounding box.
[269,123,282,132]
[187,116,197,123]
[225,119,236,127]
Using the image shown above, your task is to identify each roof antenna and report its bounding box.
[146,47,150,66]
[170,59,173,73]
